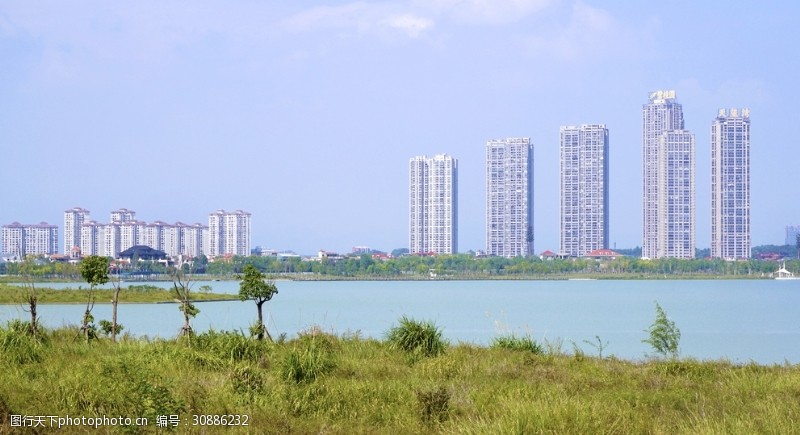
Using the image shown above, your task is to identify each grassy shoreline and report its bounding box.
[1,324,799,434]
[0,283,238,304]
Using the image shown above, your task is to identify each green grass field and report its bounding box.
[0,283,237,304]
[2,320,799,434]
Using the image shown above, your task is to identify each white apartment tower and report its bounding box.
[111,208,136,223]
[560,125,609,257]
[181,223,208,258]
[408,154,458,255]
[80,221,104,257]
[642,90,695,259]
[208,210,251,257]
[658,130,696,258]
[486,138,534,257]
[64,207,90,255]
[711,108,751,259]
[2,222,58,257]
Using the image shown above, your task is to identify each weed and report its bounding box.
[491,334,543,354]
[583,335,610,358]
[231,365,265,395]
[281,336,336,384]
[417,386,450,424]
[192,329,271,363]
[386,316,447,359]
[0,321,44,364]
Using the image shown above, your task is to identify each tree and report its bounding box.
[108,260,124,342]
[642,302,681,359]
[170,266,198,340]
[19,256,40,339]
[79,256,110,342]
[238,264,278,341]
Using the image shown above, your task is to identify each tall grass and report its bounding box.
[2,320,800,434]
[386,316,447,359]
[491,334,543,354]
[280,330,337,384]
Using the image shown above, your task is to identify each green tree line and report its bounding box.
[3,253,796,280]
[206,254,793,278]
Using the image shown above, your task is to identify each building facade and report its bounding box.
[64,207,90,255]
[657,130,696,259]
[408,154,458,255]
[642,91,695,259]
[67,207,209,258]
[208,209,251,257]
[560,125,609,257]
[486,138,534,257]
[2,222,59,257]
[711,108,751,259]
[110,208,136,223]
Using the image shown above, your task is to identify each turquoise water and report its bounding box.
[2,279,798,364]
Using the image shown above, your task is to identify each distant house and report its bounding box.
[317,250,345,261]
[583,249,622,260]
[118,245,168,261]
[540,250,557,260]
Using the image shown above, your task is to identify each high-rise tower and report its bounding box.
[64,207,90,255]
[486,138,534,257]
[208,210,251,257]
[642,91,695,259]
[711,108,751,259]
[560,125,609,257]
[409,154,458,255]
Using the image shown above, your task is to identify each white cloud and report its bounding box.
[383,13,435,38]
[525,2,629,61]
[414,0,552,24]
[284,2,376,34]
[285,2,434,39]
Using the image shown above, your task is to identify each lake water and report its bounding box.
[1,279,798,365]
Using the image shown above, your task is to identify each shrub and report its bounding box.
[280,336,336,384]
[0,320,44,364]
[491,335,543,354]
[91,357,185,424]
[192,329,270,363]
[386,316,447,358]
[98,319,123,337]
[643,302,681,359]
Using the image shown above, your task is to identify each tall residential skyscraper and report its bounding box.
[642,90,695,259]
[486,138,534,257]
[208,210,251,257]
[560,125,609,257]
[658,130,696,258]
[64,207,90,255]
[711,108,751,259]
[408,154,458,255]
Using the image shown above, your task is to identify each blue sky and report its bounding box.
[1,1,798,255]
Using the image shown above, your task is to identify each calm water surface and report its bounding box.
[2,279,798,364]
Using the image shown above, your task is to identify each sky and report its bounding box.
[2,1,799,256]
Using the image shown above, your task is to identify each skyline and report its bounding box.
[2,2,799,255]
